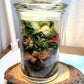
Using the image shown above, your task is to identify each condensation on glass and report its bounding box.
[14,0,67,83]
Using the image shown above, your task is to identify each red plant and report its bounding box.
[32,51,38,57]
[49,34,59,43]
[24,53,37,63]
[38,51,49,59]
[24,51,49,63]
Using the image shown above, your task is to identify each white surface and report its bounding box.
[0,48,84,84]
[0,49,21,84]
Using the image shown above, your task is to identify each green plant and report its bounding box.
[21,20,59,63]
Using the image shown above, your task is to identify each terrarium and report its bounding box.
[14,0,67,83]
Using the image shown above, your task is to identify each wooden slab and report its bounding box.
[4,62,79,84]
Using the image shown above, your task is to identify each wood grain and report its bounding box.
[4,62,77,84]
[0,45,11,59]
[60,46,84,56]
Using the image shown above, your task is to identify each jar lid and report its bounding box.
[14,2,67,11]
[14,0,67,21]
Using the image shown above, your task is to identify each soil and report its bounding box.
[22,59,58,78]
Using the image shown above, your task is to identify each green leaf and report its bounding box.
[26,45,33,49]
[40,26,50,35]
[39,38,45,45]
[33,29,40,34]
[40,21,50,27]
[30,22,40,30]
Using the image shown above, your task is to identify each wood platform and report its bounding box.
[4,62,84,84]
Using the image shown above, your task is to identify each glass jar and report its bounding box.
[14,0,67,83]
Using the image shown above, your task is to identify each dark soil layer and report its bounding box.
[22,59,58,78]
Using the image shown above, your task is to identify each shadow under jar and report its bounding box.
[14,0,67,83]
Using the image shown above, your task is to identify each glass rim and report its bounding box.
[14,2,68,12]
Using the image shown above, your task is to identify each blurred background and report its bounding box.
[0,0,84,53]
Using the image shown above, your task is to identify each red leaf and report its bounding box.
[39,51,49,59]
[24,53,37,63]
[49,34,59,43]
[31,58,37,63]
[24,53,31,59]
[32,51,38,57]
[49,40,54,42]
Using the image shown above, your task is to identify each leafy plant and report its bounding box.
[21,20,59,63]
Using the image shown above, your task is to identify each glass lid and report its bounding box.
[14,0,68,21]
[19,0,62,3]
[14,0,67,11]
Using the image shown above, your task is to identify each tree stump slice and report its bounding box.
[4,62,84,84]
